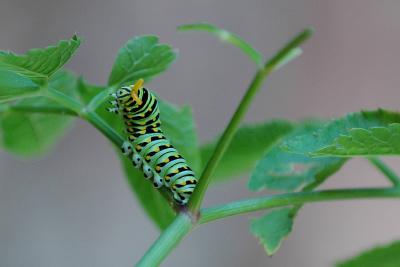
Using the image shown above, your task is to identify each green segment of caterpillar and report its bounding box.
[107,79,197,205]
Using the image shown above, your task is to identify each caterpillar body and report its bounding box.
[107,79,197,205]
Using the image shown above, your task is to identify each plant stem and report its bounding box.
[287,172,327,218]
[188,69,270,212]
[45,88,83,114]
[87,86,115,111]
[10,103,77,116]
[137,213,193,267]
[368,157,400,187]
[199,187,400,224]
[188,28,313,213]
[137,186,400,266]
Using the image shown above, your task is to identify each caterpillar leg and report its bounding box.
[152,174,164,188]
[132,153,143,169]
[121,141,133,156]
[142,164,154,180]
[109,100,118,106]
[107,98,119,114]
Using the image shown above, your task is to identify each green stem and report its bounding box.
[9,103,77,116]
[368,157,400,187]
[188,28,313,213]
[137,186,400,266]
[87,86,115,111]
[199,187,400,224]
[188,69,269,212]
[137,213,193,267]
[288,173,326,217]
[45,88,83,114]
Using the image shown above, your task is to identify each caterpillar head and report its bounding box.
[113,79,144,107]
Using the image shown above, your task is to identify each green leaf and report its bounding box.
[249,122,346,256]
[201,120,294,182]
[108,35,177,86]
[0,71,77,156]
[337,240,400,267]
[0,36,80,88]
[284,109,400,157]
[250,208,294,256]
[249,174,325,256]
[178,22,263,67]
[249,123,346,192]
[0,69,39,101]
[314,123,400,156]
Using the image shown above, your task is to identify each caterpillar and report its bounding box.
[107,79,197,205]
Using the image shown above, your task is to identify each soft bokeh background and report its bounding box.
[1,0,400,266]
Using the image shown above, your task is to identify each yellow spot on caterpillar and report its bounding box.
[136,145,141,150]
[164,158,170,163]
[146,156,151,160]
[155,147,160,152]
[156,166,161,171]
[173,169,179,174]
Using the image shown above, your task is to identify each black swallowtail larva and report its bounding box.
[107,79,197,205]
